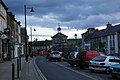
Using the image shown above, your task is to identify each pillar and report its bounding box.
[0,32,2,62]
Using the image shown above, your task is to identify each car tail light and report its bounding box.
[60,54,62,57]
[100,63,105,65]
[49,54,52,57]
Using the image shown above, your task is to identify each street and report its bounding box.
[35,56,94,80]
[35,56,119,80]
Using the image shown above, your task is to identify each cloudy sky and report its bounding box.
[3,0,120,41]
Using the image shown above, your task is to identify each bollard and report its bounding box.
[12,63,15,80]
[19,56,21,71]
[17,58,19,78]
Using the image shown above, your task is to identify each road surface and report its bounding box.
[35,56,94,80]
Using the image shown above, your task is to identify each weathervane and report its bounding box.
[57,23,61,33]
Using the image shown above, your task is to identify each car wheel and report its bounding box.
[58,59,61,62]
[91,69,95,73]
[49,59,52,62]
[105,68,109,73]
[78,64,84,69]
[70,64,75,67]
[112,75,117,78]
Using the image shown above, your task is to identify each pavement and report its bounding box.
[0,57,44,80]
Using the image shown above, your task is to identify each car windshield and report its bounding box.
[92,56,106,62]
[69,52,77,56]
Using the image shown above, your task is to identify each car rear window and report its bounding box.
[92,56,106,62]
[52,52,60,54]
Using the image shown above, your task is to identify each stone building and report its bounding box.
[91,23,120,54]
[0,0,8,61]
[81,28,97,50]
[51,27,68,51]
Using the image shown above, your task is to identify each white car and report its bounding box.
[89,55,120,73]
[49,51,62,61]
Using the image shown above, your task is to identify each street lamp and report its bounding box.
[74,33,77,39]
[74,34,78,51]
[24,5,34,62]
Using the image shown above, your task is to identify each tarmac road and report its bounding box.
[35,56,94,80]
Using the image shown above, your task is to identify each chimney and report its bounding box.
[87,28,95,34]
[106,22,112,28]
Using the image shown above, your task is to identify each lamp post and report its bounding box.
[24,5,34,62]
[74,34,78,52]
[74,33,77,39]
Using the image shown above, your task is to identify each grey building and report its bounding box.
[51,32,68,51]
[91,23,120,54]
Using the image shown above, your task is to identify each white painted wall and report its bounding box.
[107,36,110,54]
[115,32,118,53]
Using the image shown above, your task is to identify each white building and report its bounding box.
[91,23,120,54]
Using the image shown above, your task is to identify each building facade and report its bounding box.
[51,32,68,51]
[0,0,8,61]
[82,28,97,50]
[0,1,22,61]
[91,23,120,54]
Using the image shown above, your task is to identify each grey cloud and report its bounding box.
[28,34,52,37]
[3,0,120,29]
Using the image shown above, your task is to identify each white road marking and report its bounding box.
[54,62,96,80]
[33,59,47,80]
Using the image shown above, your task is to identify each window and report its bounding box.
[109,59,114,62]
[109,58,120,62]
[114,58,120,62]
[92,56,106,62]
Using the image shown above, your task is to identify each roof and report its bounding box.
[67,39,82,42]
[91,24,120,38]
[29,40,52,46]
[84,34,93,41]
[51,32,68,38]
[1,0,8,10]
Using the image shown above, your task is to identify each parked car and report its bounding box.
[89,55,120,73]
[107,53,120,58]
[48,51,62,61]
[108,64,120,78]
[68,51,81,67]
[77,50,101,68]
[46,53,50,59]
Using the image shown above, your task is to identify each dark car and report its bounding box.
[109,64,120,78]
[68,51,81,67]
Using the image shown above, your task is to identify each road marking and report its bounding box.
[54,62,96,80]
[33,59,47,80]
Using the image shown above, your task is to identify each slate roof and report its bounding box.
[1,0,8,10]
[67,39,82,41]
[29,40,52,46]
[84,33,94,41]
[67,39,82,45]
[51,32,68,38]
[91,24,120,38]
